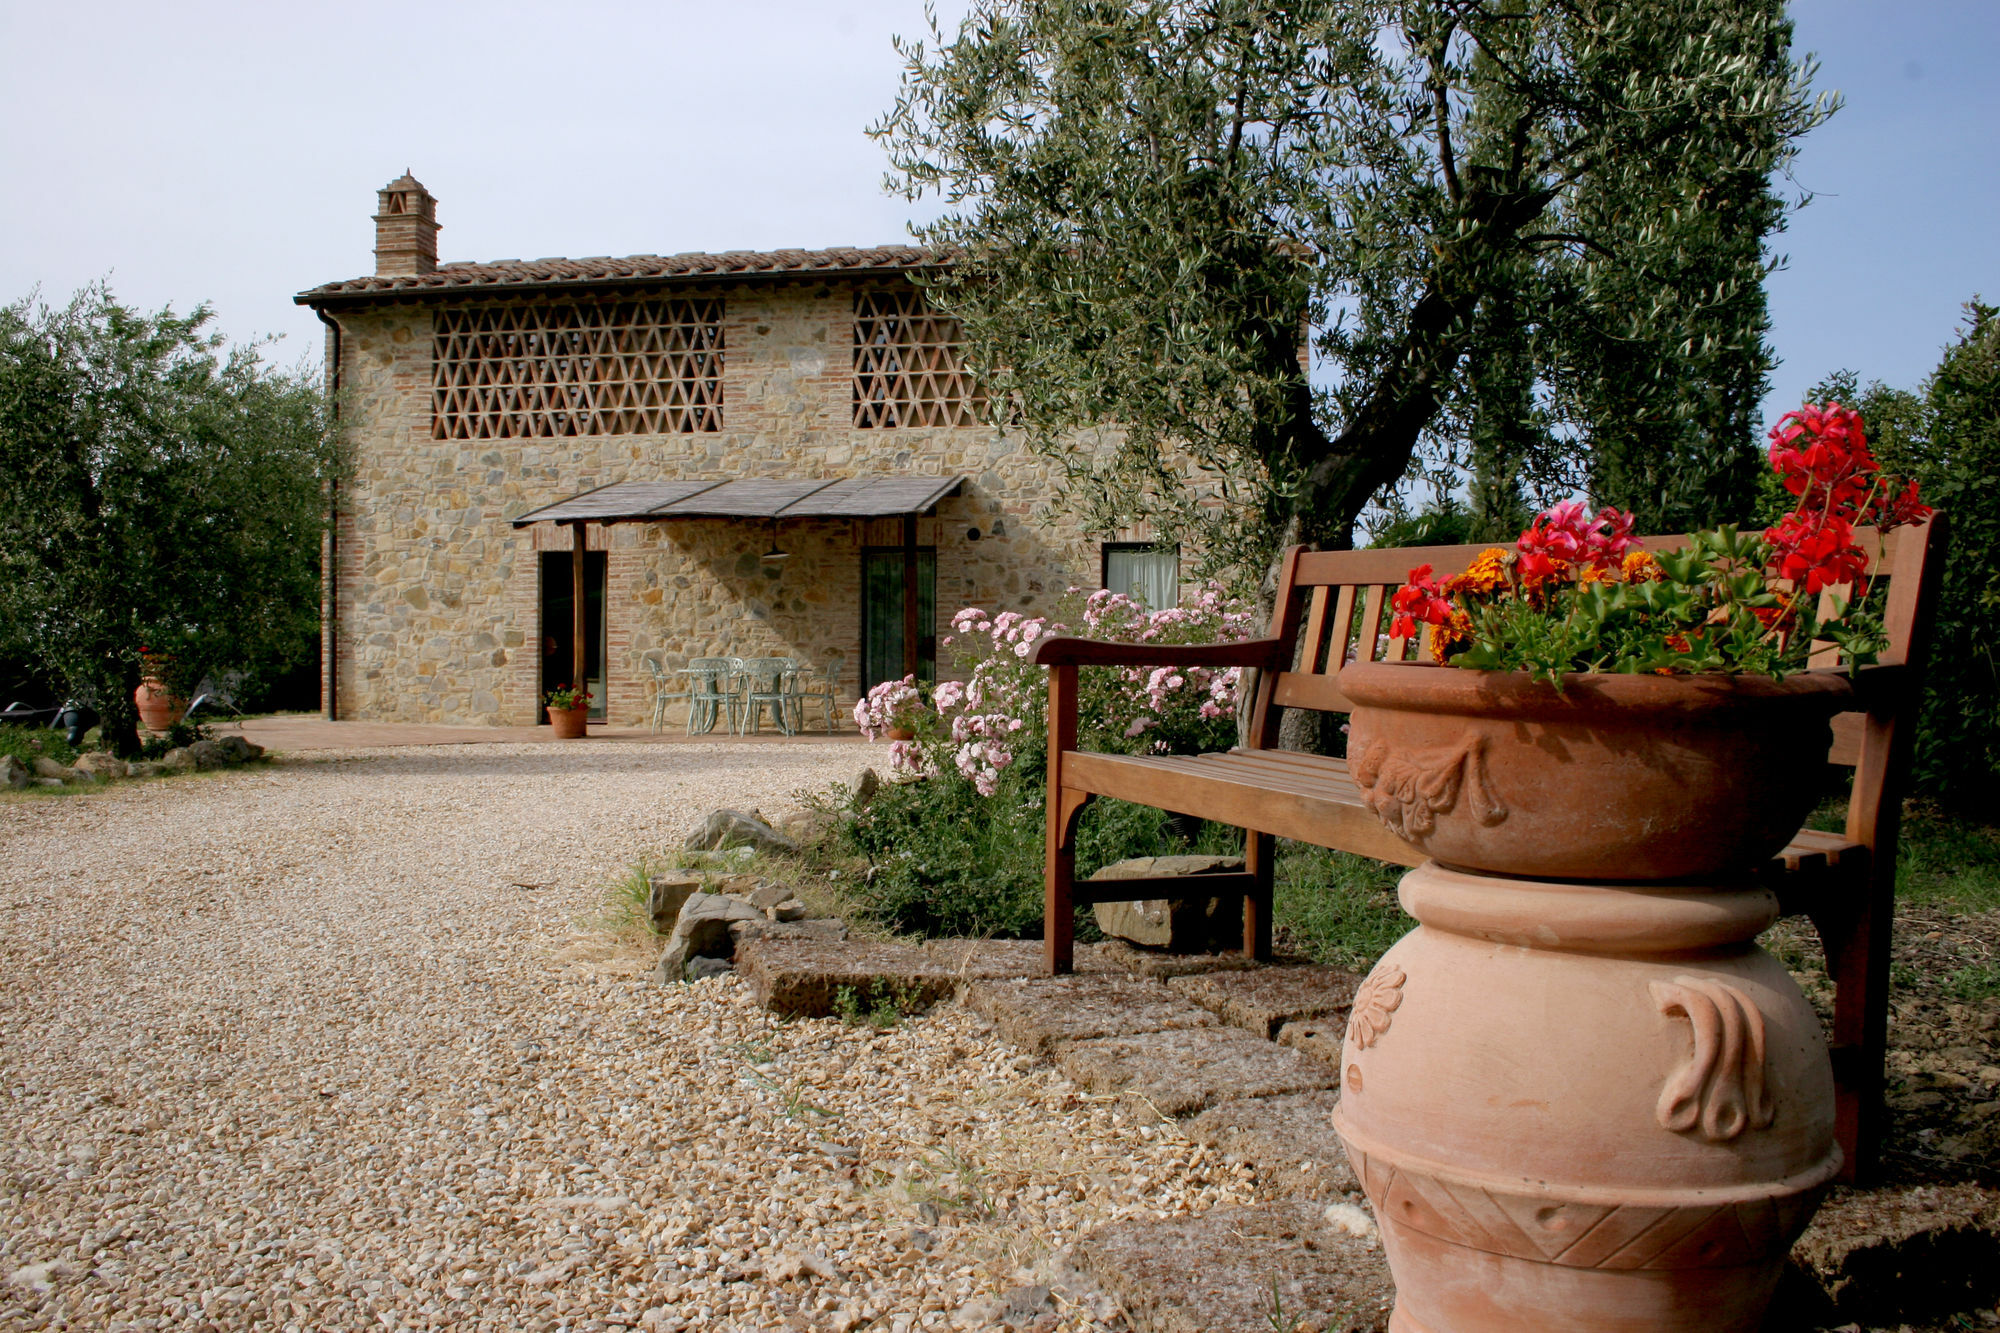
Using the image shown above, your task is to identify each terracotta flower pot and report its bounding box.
[1339,661,1854,881]
[884,725,916,742]
[547,705,588,739]
[1331,662,1848,1332]
[134,676,186,733]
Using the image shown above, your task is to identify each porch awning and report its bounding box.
[511,475,964,527]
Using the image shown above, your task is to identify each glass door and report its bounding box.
[861,547,936,693]
[539,550,607,721]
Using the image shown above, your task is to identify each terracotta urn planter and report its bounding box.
[134,676,186,733]
[883,725,916,742]
[1331,660,1851,1333]
[547,705,589,739]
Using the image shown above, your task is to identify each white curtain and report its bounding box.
[1105,546,1180,610]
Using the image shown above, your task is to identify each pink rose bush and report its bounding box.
[855,585,1257,795]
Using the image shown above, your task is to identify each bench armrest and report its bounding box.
[1805,662,1906,712]
[1029,635,1287,670]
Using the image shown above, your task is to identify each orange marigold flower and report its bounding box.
[1428,609,1474,662]
[1620,550,1662,583]
[1457,547,1511,594]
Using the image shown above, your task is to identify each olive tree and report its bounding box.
[0,286,338,754]
[875,0,1831,582]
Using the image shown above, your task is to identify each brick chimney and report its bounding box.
[373,171,439,276]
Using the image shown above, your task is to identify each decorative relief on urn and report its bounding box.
[1650,976,1776,1141]
[1347,964,1406,1050]
[1353,734,1508,840]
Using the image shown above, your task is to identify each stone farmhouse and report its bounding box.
[297,174,1183,728]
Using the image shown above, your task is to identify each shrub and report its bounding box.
[835,586,1255,938]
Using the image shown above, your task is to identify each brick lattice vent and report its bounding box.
[851,288,982,429]
[432,298,723,439]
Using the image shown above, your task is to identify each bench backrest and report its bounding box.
[1247,519,1946,806]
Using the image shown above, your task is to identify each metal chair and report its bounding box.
[790,656,845,734]
[683,657,736,735]
[642,655,688,735]
[734,657,796,736]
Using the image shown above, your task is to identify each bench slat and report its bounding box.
[1063,750,1424,866]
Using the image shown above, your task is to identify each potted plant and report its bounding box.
[544,683,592,739]
[1331,404,1931,1333]
[134,648,186,734]
[853,675,924,742]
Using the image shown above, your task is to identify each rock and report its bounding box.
[212,734,265,762]
[31,756,71,781]
[1002,1283,1053,1320]
[0,754,30,789]
[126,760,161,778]
[1182,1089,1358,1199]
[684,956,734,982]
[70,752,131,781]
[749,883,792,911]
[851,767,881,808]
[770,898,808,922]
[685,808,798,857]
[1095,938,1260,980]
[1059,1026,1339,1118]
[1089,855,1247,951]
[735,937,954,1018]
[652,891,765,983]
[158,747,196,772]
[1075,1199,1393,1333]
[35,777,64,788]
[961,974,1216,1054]
[645,875,703,934]
[181,739,230,770]
[1169,964,1361,1039]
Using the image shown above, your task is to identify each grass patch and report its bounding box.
[1945,961,2000,1002]
[0,724,77,769]
[1273,843,1410,972]
[1807,796,2000,913]
[833,978,931,1029]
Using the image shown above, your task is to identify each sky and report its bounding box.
[1,0,1994,422]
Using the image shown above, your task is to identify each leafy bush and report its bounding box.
[135,718,207,761]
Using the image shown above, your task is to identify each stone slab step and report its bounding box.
[961,975,1217,1055]
[1075,1199,1394,1333]
[1097,938,1262,980]
[735,938,954,1019]
[1182,1089,1358,1200]
[921,937,1116,981]
[1769,1182,2000,1330]
[1169,964,1362,1039]
[1059,1026,1339,1118]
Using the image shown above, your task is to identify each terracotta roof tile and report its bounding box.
[297,244,939,304]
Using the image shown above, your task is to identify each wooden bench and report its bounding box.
[1032,517,1946,1182]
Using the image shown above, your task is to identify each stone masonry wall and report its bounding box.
[328,279,1126,727]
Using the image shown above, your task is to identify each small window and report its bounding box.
[1102,543,1180,610]
[852,288,982,428]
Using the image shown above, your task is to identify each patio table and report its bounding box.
[678,661,739,735]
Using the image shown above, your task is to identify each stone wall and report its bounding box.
[327,279,1125,727]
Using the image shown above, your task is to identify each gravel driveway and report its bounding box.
[0,745,1250,1332]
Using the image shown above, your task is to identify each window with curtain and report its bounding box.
[1101,543,1180,610]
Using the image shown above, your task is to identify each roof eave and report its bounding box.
[295,262,945,309]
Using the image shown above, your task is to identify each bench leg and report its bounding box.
[1045,790,1092,976]
[1811,869,1891,1184]
[1244,831,1274,961]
